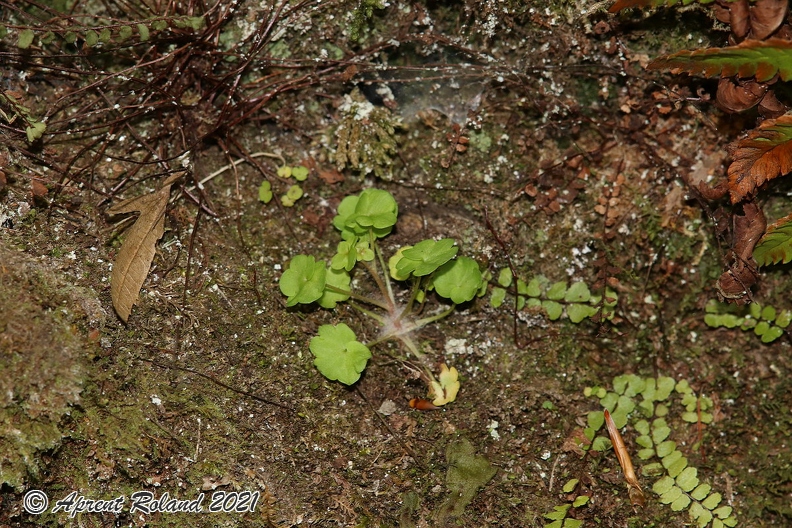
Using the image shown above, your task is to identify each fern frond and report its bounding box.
[727,114,792,203]
[648,38,792,82]
[609,0,715,13]
[754,212,792,266]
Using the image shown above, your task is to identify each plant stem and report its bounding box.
[347,301,386,324]
[414,305,455,328]
[398,278,421,323]
[372,231,395,305]
[360,260,394,311]
[324,285,389,311]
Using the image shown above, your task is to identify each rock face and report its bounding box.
[0,242,104,490]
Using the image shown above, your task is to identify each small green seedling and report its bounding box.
[278,188,484,398]
[582,375,737,528]
[542,477,589,528]
[259,164,310,206]
[491,268,617,323]
[704,299,790,343]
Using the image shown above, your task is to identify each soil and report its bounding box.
[1,2,792,527]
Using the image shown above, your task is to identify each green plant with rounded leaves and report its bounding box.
[278,188,485,401]
[704,299,790,343]
[582,375,737,528]
[490,269,617,324]
[542,477,590,528]
[259,164,310,206]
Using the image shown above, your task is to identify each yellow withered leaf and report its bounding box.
[430,363,460,406]
[108,173,182,322]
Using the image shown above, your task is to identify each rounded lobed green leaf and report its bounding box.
[562,478,579,493]
[354,239,374,262]
[587,410,604,431]
[277,165,292,178]
[675,379,692,395]
[497,267,513,287]
[286,184,303,201]
[572,495,589,508]
[433,257,483,304]
[523,277,542,297]
[490,287,506,308]
[653,475,675,495]
[388,246,411,281]
[637,448,655,460]
[761,325,784,343]
[655,377,676,400]
[292,165,309,181]
[543,504,571,520]
[396,238,458,277]
[118,25,133,40]
[660,448,683,467]
[17,29,35,49]
[690,483,712,501]
[641,462,664,477]
[676,466,699,492]
[84,29,99,47]
[638,399,654,417]
[565,281,591,302]
[591,436,611,451]
[309,323,371,385]
[636,435,654,449]
[599,392,618,411]
[666,456,689,478]
[333,189,397,239]
[701,492,722,510]
[279,255,327,307]
[542,300,563,320]
[546,281,567,300]
[652,425,671,444]
[775,309,792,328]
[634,419,651,436]
[690,501,712,527]
[331,239,357,272]
[567,303,599,323]
[761,305,777,321]
[258,180,273,203]
[670,493,691,512]
[318,267,351,309]
[659,485,682,504]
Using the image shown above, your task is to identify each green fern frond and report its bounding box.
[609,0,715,13]
[648,38,792,82]
[754,212,792,266]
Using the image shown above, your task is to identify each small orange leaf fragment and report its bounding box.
[409,398,439,411]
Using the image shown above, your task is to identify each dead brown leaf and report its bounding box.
[727,114,792,203]
[749,0,788,40]
[108,172,182,322]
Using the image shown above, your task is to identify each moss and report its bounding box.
[0,244,96,489]
[334,87,401,179]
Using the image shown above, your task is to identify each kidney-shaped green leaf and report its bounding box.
[309,323,372,385]
[396,238,458,277]
[432,257,482,304]
[279,255,326,307]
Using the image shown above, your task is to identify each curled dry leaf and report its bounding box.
[749,0,788,40]
[108,172,183,322]
[716,201,766,303]
[725,0,750,40]
[716,77,768,113]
